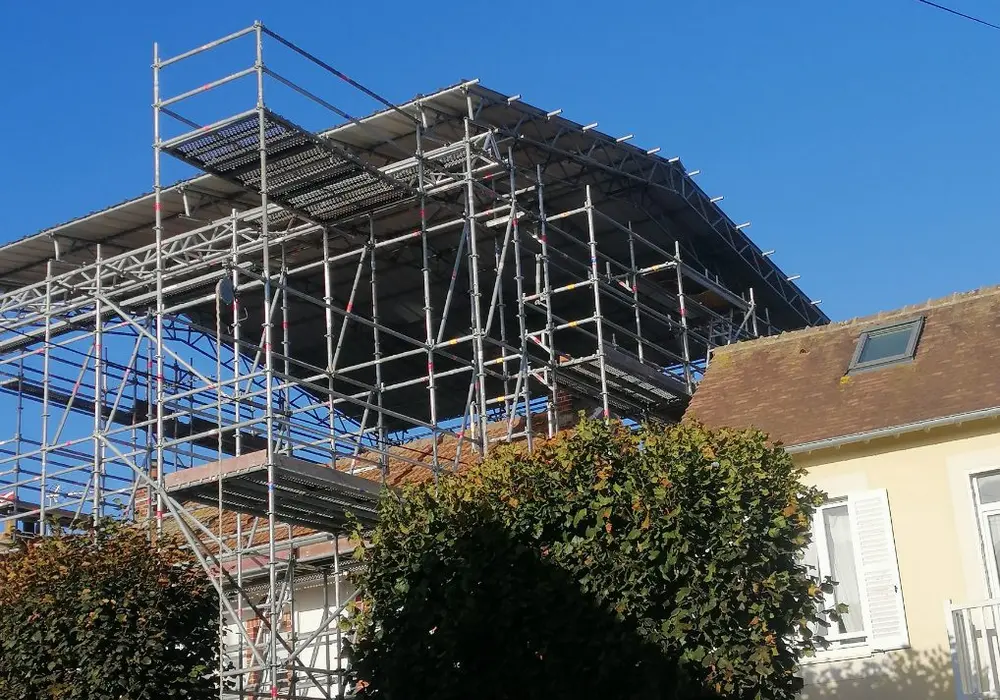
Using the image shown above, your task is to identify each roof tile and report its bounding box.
[686,285,1000,446]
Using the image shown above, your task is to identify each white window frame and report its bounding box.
[802,488,908,661]
[847,317,924,373]
[971,471,1000,597]
[807,499,871,651]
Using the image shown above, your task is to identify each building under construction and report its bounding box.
[0,23,827,698]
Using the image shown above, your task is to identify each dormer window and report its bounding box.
[848,318,924,373]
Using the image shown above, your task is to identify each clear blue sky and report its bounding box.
[2,0,999,322]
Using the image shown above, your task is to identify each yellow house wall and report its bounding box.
[795,418,1000,699]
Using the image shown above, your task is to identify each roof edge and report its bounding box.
[785,404,1000,455]
[713,283,1000,356]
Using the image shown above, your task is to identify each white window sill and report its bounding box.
[799,644,873,665]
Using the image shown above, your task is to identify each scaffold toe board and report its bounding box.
[165,451,381,532]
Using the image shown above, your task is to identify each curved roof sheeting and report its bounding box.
[0,80,827,328]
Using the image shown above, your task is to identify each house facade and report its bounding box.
[687,285,1000,699]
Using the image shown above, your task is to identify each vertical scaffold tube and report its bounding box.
[253,22,281,696]
[536,165,557,438]
[627,224,645,364]
[416,123,439,472]
[510,152,532,449]
[152,41,166,537]
[40,260,53,531]
[585,186,610,421]
[674,240,693,392]
[280,242,291,455]
[231,211,247,700]
[322,227,337,461]
[13,356,22,519]
[334,546,343,700]
[92,244,104,525]
[369,219,386,480]
[214,266,224,700]
[464,115,488,453]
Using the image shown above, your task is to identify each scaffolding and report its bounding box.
[0,22,827,698]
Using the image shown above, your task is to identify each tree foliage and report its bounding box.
[348,419,834,699]
[0,522,219,699]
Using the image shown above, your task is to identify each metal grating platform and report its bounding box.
[161,109,413,225]
[165,451,381,532]
[556,344,689,421]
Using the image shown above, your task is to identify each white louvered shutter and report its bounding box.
[849,488,909,651]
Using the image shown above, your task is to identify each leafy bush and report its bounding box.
[0,522,219,699]
[348,419,832,699]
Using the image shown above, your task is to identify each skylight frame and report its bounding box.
[847,317,925,373]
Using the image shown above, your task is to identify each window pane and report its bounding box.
[824,505,865,634]
[979,473,1000,504]
[988,515,1000,586]
[857,327,912,364]
[802,534,829,636]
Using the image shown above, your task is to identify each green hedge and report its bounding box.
[0,522,218,699]
[348,419,834,699]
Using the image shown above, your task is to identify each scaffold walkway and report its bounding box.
[161,109,413,226]
[166,451,380,532]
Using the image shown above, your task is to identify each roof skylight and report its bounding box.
[848,318,924,373]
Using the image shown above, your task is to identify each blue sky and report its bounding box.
[2,0,999,321]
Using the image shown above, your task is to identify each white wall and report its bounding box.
[795,421,1000,699]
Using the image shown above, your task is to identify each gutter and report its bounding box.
[785,405,1000,455]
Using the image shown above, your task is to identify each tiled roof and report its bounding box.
[685,285,1000,448]
[337,417,536,486]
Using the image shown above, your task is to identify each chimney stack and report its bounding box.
[133,462,157,523]
[554,387,601,431]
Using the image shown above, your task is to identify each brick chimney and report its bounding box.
[554,387,600,431]
[133,462,157,523]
